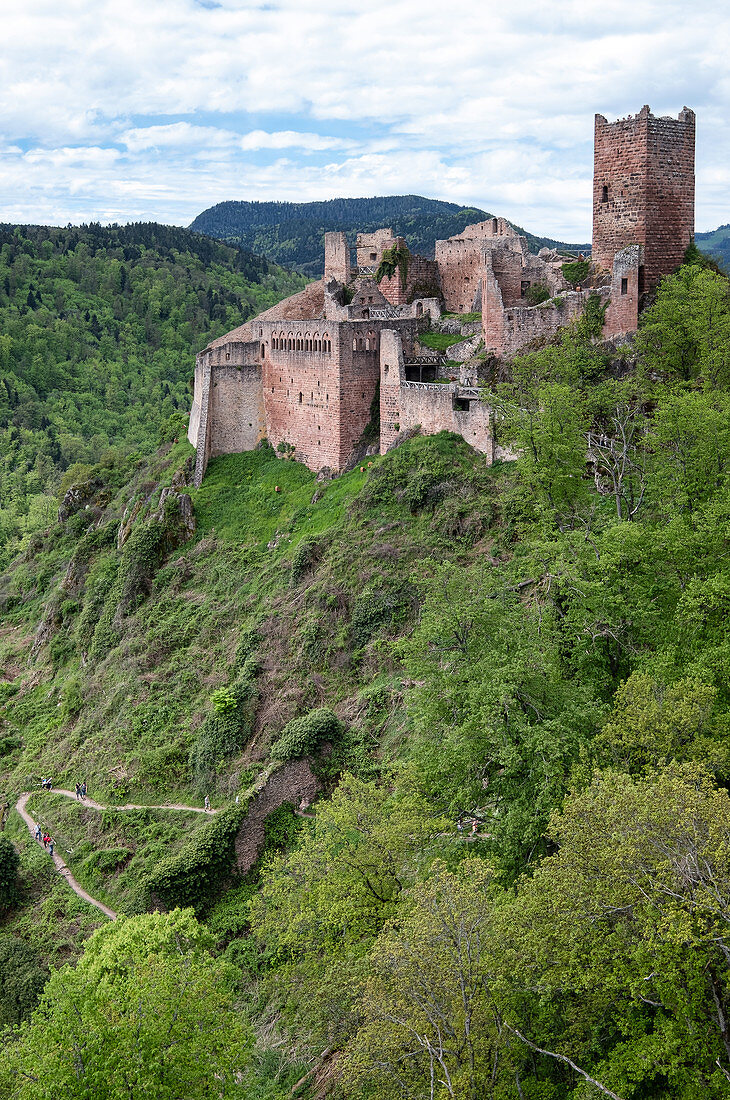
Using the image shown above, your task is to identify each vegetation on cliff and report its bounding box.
[1,253,730,1096]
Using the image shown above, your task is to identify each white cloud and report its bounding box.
[0,0,727,236]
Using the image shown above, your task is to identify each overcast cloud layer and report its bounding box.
[1,0,727,239]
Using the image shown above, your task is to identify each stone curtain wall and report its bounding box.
[435,219,516,313]
[261,320,350,469]
[208,365,266,457]
[593,105,695,288]
[396,383,493,457]
[378,253,441,307]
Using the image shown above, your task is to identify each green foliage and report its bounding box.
[270,706,342,761]
[561,259,590,286]
[0,221,304,567]
[526,281,551,305]
[143,805,246,913]
[375,244,409,290]
[0,837,20,911]
[0,937,47,1026]
[0,909,251,1099]
[189,668,259,791]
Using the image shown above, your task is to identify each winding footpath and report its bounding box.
[15,789,218,921]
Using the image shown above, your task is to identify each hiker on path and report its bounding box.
[75,784,81,799]
[48,839,54,857]
[42,834,49,849]
[80,781,87,799]
[204,795,210,812]
[34,823,42,841]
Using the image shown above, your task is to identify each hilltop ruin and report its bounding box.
[189,105,695,483]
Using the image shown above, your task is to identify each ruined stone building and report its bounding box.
[189,105,695,483]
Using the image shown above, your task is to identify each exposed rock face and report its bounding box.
[233,756,323,874]
[57,478,105,523]
[117,489,195,551]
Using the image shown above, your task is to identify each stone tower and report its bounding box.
[592,105,695,291]
[323,231,351,283]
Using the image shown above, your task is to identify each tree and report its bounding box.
[0,837,19,911]
[499,766,730,1099]
[249,775,444,1046]
[0,909,251,1100]
[342,860,509,1100]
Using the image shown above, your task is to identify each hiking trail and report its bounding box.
[14,789,218,921]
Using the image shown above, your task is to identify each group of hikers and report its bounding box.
[75,781,87,799]
[34,823,55,856]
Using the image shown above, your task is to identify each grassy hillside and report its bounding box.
[0,222,306,569]
[189,195,591,276]
[2,254,730,1097]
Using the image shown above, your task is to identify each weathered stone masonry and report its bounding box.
[189,105,695,482]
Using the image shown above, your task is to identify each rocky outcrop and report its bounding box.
[233,756,323,874]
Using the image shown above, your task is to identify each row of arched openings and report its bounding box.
[271,333,332,353]
[353,332,378,352]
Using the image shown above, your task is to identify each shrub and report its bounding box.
[526,283,551,305]
[561,260,591,286]
[270,707,342,761]
[0,836,20,910]
[0,735,21,757]
[144,804,246,913]
[290,537,321,586]
[351,582,418,649]
[189,670,259,792]
[0,937,47,1024]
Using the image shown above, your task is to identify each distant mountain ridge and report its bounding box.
[696,225,730,270]
[189,195,591,277]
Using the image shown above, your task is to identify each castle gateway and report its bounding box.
[189,105,695,483]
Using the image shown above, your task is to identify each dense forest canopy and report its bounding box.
[0,222,305,568]
[189,195,593,276]
[1,238,730,1097]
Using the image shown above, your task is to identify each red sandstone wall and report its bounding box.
[379,254,441,307]
[593,105,694,288]
[602,246,641,339]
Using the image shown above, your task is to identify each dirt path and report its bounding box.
[14,789,219,921]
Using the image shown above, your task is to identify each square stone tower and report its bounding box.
[592,105,695,291]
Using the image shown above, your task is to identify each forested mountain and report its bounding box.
[696,223,730,268]
[190,195,591,275]
[2,243,730,1096]
[0,222,305,568]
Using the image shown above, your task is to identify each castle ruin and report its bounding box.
[189,106,695,483]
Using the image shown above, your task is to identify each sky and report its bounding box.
[1,0,728,242]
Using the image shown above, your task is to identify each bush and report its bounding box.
[562,260,590,286]
[290,537,322,586]
[270,707,342,761]
[351,582,418,649]
[0,937,47,1024]
[0,836,20,910]
[0,735,21,757]
[189,670,259,792]
[526,283,551,305]
[144,804,246,913]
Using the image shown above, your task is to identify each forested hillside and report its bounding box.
[2,248,730,1097]
[0,222,305,568]
[696,223,730,269]
[190,195,591,275]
